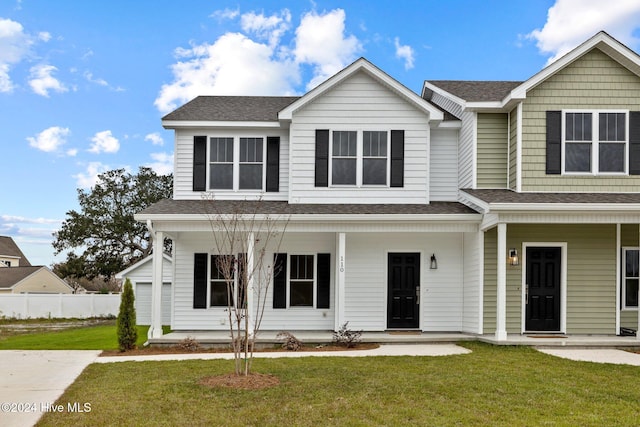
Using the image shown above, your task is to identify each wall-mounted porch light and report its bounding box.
[430,253,438,270]
[508,248,519,266]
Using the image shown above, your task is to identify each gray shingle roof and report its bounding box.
[0,236,31,266]
[426,81,523,102]
[162,96,300,122]
[462,189,640,204]
[0,266,41,289]
[138,199,479,216]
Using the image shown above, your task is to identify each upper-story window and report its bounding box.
[330,130,389,186]
[208,137,265,191]
[563,111,627,174]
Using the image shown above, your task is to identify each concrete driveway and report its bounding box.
[0,350,100,427]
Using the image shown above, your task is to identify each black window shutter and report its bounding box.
[390,130,405,187]
[193,136,207,191]
[629,112,640,175]
[266,137,280,192]
[546,111,562,175]
[315,130,329,187]
[193,253,208,309]
[316,253,331,309]
[273,253,287,309]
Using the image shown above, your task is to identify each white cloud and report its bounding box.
[154,32,298,113]
[210,7,240,21]
[394,37,415,70]
[241,9,291,46]
[84,71,108,86]
[28,64,67,97]
[73,162,109,188]
[146,152,174,175]
[155,8,362,113]
[27,126,70,153]
[526,0,640,64]
[89,130,119,154]
[0,17,32,92]
[66,148,78,156]
[38,31,51,42]
[145,132,164,146]
[1,215,61,225]
[294,9,362,90]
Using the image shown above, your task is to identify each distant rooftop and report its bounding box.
[0,236,31,266]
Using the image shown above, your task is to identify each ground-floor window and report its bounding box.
[289,254,315,307]
[210,254,246,308]
[623,248,639,309]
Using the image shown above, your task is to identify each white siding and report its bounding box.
[172,127,289,200]
[430,128,459,201]
[458,111,476,189]
[430,91,463,118]
[171,231,467,332]
[462,231,482,333]
[289,71,431,204]
[344,233,464,332]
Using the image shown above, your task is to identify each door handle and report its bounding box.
[416,286,420,305]
[525,284,528,304]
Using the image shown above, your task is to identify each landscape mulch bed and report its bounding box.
[100,342,379,357]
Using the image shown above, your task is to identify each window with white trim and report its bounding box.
[210,254,246,308]
[330,130,389,186]
[289,254,315,307]
[623,248,639,309]
[563,111,628,174]
[208,137,265,190]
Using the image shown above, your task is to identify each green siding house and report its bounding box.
[425,31,640,339]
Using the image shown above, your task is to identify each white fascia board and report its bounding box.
[489,203,640,212]
[280,58,443,121]
[136,213,481,223]
[458,191,490,214]
[162,120,281,129]
[436,120,462,129]
[115,254,172,279]
[422,81,466,107]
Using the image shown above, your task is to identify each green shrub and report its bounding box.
[117,278,137,351]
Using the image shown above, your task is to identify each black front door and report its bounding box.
[525,247,561,332]
[387,253,420,329]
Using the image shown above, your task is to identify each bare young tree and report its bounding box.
[202,194,288,376]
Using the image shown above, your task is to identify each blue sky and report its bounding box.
[2,0,640,266]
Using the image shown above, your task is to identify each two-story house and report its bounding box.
[137,31,640,342]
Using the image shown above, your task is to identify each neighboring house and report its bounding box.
[0,236,73,294]
[115,254,173,325]
[0,235,32,268]
[138,31,640,341]
[0,266,74,294]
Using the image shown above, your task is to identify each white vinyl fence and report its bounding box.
[0,294,120,319]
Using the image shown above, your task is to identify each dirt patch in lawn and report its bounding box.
[100,342,379,357]
[0,318,113,337]
[199,373,280,390]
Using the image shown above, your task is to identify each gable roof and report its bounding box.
[0,236,31,266]
[0,266,43,289]
[279,57,444,122]
[115,253,173,280]
[423,31,640,112]
[162,96,299,123]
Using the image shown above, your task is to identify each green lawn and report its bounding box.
[37,342,640,426]
[0,321,150,350]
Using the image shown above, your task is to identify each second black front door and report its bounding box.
[387,253,420,329]
[525,246,561,332]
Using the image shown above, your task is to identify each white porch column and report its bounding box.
[246,232,255,336]
[637,225,640,340]
[334,232,346,330]
[149,231,164,339]
[495,223,508,341]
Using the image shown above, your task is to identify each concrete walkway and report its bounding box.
[95,343,471,363]
[0,350,101,427]
[538,348,640,366]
